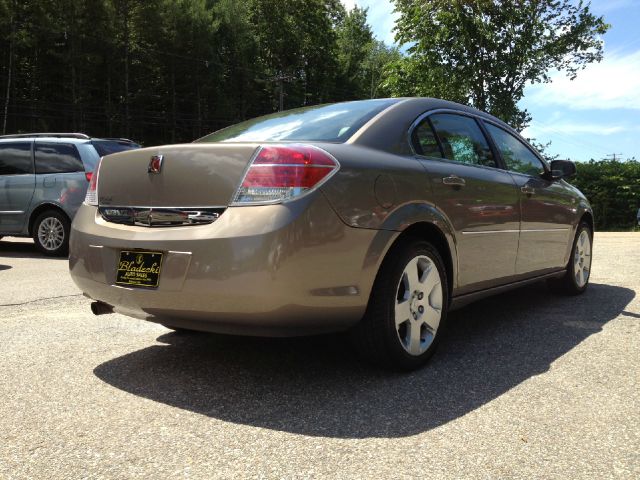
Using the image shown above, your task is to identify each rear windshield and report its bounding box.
[92,140,140,157]
[196,99,399,143]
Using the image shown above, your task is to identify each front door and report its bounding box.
[483,123,574,274]
[0,141,35,233]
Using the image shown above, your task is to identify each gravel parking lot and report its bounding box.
[1,233,638,479]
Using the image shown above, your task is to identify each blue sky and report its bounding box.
[341,0,640,162]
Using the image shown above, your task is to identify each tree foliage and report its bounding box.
[572,159,640,231]
[388,0,609,130]
[0,0,396,145]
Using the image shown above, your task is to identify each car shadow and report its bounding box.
[0,238,66,260]
[94,282,634,438]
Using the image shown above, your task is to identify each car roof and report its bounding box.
[348,97,520,154]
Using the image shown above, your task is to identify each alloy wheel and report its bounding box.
[37,217,65,251]
[574,230,592,288]
[395,255,443,356]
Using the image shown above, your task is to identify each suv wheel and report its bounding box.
[33,210,70,256]
[352,238,449,370]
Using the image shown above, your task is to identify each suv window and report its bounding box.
[485,123,546,176]
[91,140,140,157]
[429,113,496,167]
[0,142,33,175]
[35,143,84,174]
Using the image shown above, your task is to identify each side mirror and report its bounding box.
[549,159,577,180]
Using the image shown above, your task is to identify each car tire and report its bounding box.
[32,210,70,257]
[351,238,449,371]
[547,221,593,295]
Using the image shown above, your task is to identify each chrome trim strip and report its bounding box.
[461,230,519,235]
[0,210,25,214]
[99,205,226,210]
[461,228,570,235]
[99,206,225,227]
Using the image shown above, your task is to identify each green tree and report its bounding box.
[335,6,374,99]
[572,159,640,231]
[389,0,609,130]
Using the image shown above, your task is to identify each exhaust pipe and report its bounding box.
[91,301,114,316]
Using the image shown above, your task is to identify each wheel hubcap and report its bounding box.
[37,217,64,251]
[395,255,443,356]
[573,230,592,288]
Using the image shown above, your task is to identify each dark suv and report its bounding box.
[0,133,140,255]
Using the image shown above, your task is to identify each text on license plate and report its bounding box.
[115,250,163,288]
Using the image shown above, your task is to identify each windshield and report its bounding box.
[92,140,140,157]
[196,99,399,143]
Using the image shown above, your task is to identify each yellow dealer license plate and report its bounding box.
[115,250,163,288]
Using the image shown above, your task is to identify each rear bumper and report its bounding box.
[69,193,390,336]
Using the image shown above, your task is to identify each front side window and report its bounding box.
[0,142,33,175]
[429,113,496,168]
[485,123,546,176]
[35,143,84,174]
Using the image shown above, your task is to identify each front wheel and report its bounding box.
[32,210,70,256]
[352,238,449,371]
[548,222,592,295]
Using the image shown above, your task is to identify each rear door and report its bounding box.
[412,112,520,294]
[483,122,574,274]
[0,141,35,233]
[33,141,87,212]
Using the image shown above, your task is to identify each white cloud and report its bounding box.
[524,122,631,137]
[525,49,640,110]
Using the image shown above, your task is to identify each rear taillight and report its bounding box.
[84,158,102,206]
[85,172,93,182]
[232,145,339,204]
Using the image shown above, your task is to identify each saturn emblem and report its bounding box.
[148,155,163,174]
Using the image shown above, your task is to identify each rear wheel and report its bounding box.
[548,222,592,295]
[352,238,449,370]
[32,210,70,256]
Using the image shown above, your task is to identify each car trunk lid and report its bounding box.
[97,143,258,208]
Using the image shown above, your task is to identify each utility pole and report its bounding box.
[606,153,623,161]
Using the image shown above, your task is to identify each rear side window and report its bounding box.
[35,143,84,174]
[485,123,546,176]
[412,120,443,158]
[0,142,33,175]
[430,114,496,168]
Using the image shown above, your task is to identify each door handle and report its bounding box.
[442,175,466,187]
[521,185,535,195]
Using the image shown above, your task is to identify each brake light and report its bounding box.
[232,145,339,204]
[85,172,93,182]
[84,158,102,206]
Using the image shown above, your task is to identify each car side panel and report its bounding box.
[417,158,520,294]
[26,171,87,233]
[509,173,578,273]
[0,173,36,233]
